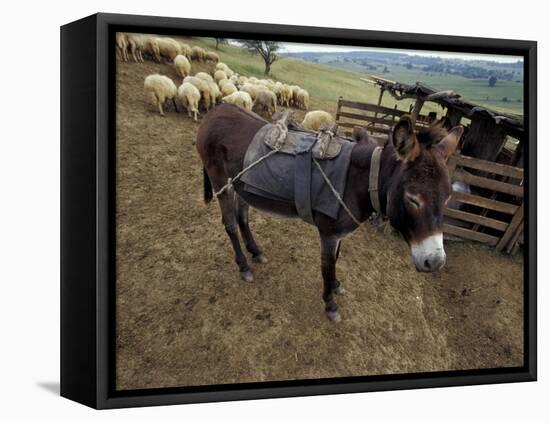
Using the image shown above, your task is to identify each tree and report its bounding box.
[383,66,390,74]
[405,62,413,69]
[241,40,281,75]
[214,38,228,50]
[488,76,497,87]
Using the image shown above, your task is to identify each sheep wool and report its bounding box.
[144,74,178,116]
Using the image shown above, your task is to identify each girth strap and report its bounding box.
[369,146,383,215]
[294,142,315,224]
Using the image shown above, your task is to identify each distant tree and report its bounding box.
[405,62,413,69]
[501,97,509,102]
[214,38,228,50]
[488,76,497,87]
[383,66,390,74]
[241,40,281,75]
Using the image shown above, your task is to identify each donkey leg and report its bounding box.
[218,191,254,282]
[235,196,268,264]
[320,235,342,322]
[333,240,345,295]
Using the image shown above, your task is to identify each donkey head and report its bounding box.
[386,116,463,272]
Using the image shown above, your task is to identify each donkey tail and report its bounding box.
[203,167,213,204]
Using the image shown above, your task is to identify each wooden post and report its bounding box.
[496,202,524,252]
[410,98,424,125]
[374,88,385,120]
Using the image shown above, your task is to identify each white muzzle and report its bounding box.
[411,233,446,272]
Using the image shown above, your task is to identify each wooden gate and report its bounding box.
[444,154,524,253]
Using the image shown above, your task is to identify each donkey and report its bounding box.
[196,104,463,322]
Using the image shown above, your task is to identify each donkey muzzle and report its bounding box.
[411,233,446,272]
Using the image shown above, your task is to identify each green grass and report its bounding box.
[177,36,520,118]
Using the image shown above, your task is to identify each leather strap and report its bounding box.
[294,144,315,224]
[369,146,383,215]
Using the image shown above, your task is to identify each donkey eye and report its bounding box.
[406,193,421,208]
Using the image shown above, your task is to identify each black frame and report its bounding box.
[61,12,537,409]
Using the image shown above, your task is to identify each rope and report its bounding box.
[213,149,279,198]
[312,157,363,227]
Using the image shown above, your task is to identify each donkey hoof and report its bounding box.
[334,286,346,295]
[326,311,342,323]
[252,254,268,264]
[240,270,254,282]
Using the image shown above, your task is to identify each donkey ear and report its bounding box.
[392,115,419,162]
[435,125,464,159]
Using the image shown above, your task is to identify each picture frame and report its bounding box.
[61,12,537,409]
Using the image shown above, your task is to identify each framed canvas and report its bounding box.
[60,13,537,409]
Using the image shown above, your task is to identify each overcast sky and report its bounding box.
[278,42,523,63]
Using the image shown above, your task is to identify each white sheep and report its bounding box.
[208,81,222,105]
[253,89,277,115]
[222,91,253,111]
[126,34,145,62]
[205,51,219,63]
[183,76,214,111]
[144,37,161,62]
[301,110,334,132]
[116,33,129,62]
[174,55,191,78]
[288,85,301,106]
[214,70,228,84]
[155,37,182,62]
[220,81,238,97]
[191,46,207,61]
[195,72,214,83]
[177,82,201,121]
[239,83,260,101]
[215,62,233,77]
[295,88,310,110]
[179,42,192,58]
[144,74,178,116]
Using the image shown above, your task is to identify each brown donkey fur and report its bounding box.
[197,104,463,321]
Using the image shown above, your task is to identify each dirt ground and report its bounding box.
[115,57,524,391]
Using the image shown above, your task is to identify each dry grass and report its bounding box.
[115,49,524,390]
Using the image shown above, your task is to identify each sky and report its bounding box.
[278,42,523,64]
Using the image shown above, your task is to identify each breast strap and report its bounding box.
[368,146,383,215]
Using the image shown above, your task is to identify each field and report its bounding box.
[289,50,524,115]
[115,37,524,390]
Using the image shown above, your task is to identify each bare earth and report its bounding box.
[115,58,524,390]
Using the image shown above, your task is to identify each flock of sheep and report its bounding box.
[116,33,335,131]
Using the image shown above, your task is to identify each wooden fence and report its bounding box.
[445,154,524,253]
[335,97,431,138]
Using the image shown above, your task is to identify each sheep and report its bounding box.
[205,51,220,63]
[208,81,222,105]
[295,88,310,110]
[179,42,192,58]
[174,55,191,78]
[183,76,214,111]
[156,37,182,61]
[253,89,277,116]
[281,84,293,107]
[195,72,214,83]
[220,80,238,97]
[239,83,260,101]
[143,74,178,116]
[288,85,301,106]
[115,33,129,62]
[301,111,334,132]
[144,37,161,62]
[222,91,253,111]
[127,34,145,62]
[214,70,228,84]
[216,62,233,77]
[191,46,207,61]
[177,82,201,122]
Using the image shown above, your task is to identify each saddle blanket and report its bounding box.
[240,123,355,224]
